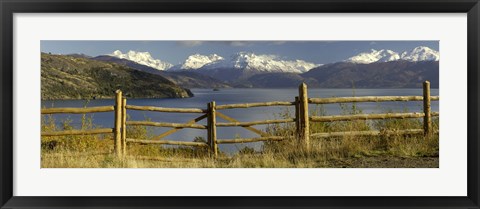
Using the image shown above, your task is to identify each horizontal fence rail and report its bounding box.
[41,106,115,114]
[126,138,208,147]
[217,136,289,144]
[309,112,432,122]
[216,101,295,110]
[310,129,425,138]
[126,105,206,113]
[41,81,439,159]
[41,128,114,136]
[308,96,439,104]
[41,106,116,139]
[216,118,295,127]
[126,121,207,129]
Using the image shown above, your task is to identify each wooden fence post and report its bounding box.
[298,83,310,149]
[121,98,127,156]
[207,101,218,158]
[114,90,123,157]
[423,81,432,136]
[295,96,300,136]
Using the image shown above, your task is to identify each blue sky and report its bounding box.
[41,41,439,64]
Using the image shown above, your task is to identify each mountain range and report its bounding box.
[345,46,439,64]
[110,46,438,72]
[103,46,438,88]
[41,46,439,100]
[110,50,320,74]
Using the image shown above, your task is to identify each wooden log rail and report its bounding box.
[41,128,114,136]
[216,118,295,127]
[41,106,115,114]
[126,138,208,147]
[216,101,295,110]
[217,136,289,144]
[308,96,439,104]
[40,106,116,136]
[310,129,424,138]
[310,112,439,122]
[126,121,207,129]
[310,112,425,122]
[125,105,206,113]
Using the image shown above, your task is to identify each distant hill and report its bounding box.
[302,60,439,88]
[93,55,231,88]
[237,73,315,88]
[226,60,438,88]
[41,53,193,100]
[165,71,231,89]
[65,53,92,59]
[195,67,251,82]
[193,57,438,88]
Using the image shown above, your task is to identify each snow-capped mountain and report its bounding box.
[345,46,439,64]
[401,46,440,62]
[109,50,173,71]
[108,51,319,73]
[345,49,400,64]
[169,54,224,71]
[201,52,320,74]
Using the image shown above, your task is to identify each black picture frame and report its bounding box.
[1,0,479,208]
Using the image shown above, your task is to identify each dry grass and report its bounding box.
[41,103,439,168]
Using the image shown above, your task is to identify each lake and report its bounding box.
[42,88,439,154]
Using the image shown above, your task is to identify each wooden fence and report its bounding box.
[41,81,439,158]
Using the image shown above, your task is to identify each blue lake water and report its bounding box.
[42,88,439,154]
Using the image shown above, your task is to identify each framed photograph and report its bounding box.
[1,0,479,208]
